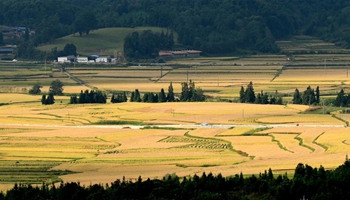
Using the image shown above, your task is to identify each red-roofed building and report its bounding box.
[158,50,202,59]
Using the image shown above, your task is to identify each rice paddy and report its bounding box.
[1,35,350,190]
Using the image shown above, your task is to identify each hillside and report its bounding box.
[37,27,172,56]
[2,0,350,58]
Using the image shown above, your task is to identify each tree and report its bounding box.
[335,89,346,107]
[167,82,175,102]
[293,88,302,104]
[29,83,42,95]
[239,86,245,103]
[70,95,78,104]
[261,92,269,104]
[255,93,262,104]
[133,89,141,102]
[302,86,316,105]
[41,94,46,105]
[46,92,55,104]
[191,87,205,102]
[245,81,256,103]
[180,82,189,101]
[63,43,77,56]
[158,88,166,102]
[49,79,64,95]
[41,93,54,105]
[73,12,98,36]
[316,86,320,104]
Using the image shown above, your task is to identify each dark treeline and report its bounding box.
[2,0,350,58]
[292,86,320,105]
[3,161,350,199]
[124,30,174,59]
[130,81,205,103]
[239,81,283,105]
[70,90,107,104]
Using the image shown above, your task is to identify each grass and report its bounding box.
[269,134,294,153]
[92,120,144,125]
[294,134,316,152]
[241,127,271,136]
[37,27,173,56]
[313,132,328,151]
[0,160,73,184]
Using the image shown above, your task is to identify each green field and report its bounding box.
[37,27,174,56]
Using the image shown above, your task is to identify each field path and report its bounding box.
[65,71,98,90]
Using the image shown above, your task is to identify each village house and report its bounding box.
[158,50,202,59]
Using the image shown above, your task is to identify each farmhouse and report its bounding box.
[57,55,77,63]
[76,56,88,63]
[96,56,111,63]
[159,50,202,59]
[57,57,68,63]
[0,48,14,55]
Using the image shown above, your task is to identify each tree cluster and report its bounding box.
[70,90,107,104]
[111,92,128,103]
[334,89,350,107]
[180,80,205,102]
[28,83,42,95]
[41,93,54,105]
[49,79,64,96]
[239,82,283,105]
[128,81,204,103]
[3,161,350,199]
[292,86,320,105]
[124,30,174,60]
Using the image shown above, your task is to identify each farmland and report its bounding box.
[1,35,350,191]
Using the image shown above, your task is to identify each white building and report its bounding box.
[77,56,88,63]
[96,56,109,63]
[57,57,68,63]
[96,56,111,63]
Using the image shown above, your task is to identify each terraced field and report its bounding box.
[1,36,350,190]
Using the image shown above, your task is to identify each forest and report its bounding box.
[1,161,350,200]
[1,0,350,58]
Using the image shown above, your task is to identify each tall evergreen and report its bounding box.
[167,82,175,102]
[41,94,46,105]
[316,86,320,104]
[130,92,135,102]
[302,86,316,105]
[158,88,166,102]
[245,81,256,103]
[293,89,302,104]
[335,89,346,107]
[46,93,55,105]
[133,89,141,102]
[180,82,189,101]
[239,86,245,103]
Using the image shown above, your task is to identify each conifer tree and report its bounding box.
[46,93,55,104]
[293,88,302,104]
[239,86,245,103]
[41,94,46,105]
[335,89,346,107]
[316,86,320,104]
[167,82,175,102]
[245,81,256,103]
[123,92,127,102]
[159,88,166,102]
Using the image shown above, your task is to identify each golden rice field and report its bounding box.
[0,96,349,190]
[1,51,350,190]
